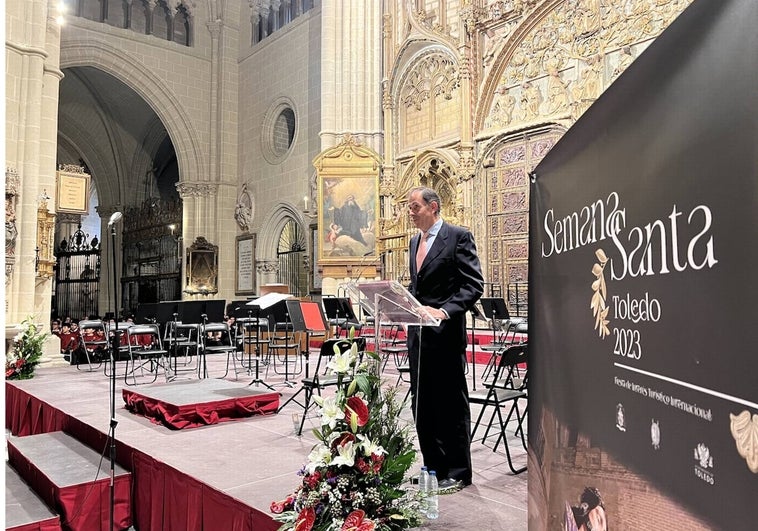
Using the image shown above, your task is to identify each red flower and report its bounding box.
[341,509,376,531]
[269,495,295,514]
[294,507,316,531]
[304,471,321,488]
[344,396,369,427]
[370,454,384,474]
[331,432,356,451]
[356,457,370,474]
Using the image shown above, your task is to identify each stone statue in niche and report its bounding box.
[234,183,254,232]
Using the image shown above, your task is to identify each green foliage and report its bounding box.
[270,336,424,531]
[6,316,48,380]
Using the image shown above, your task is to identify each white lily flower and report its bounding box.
[327,348,356,374]
[318,395,342,429]
[305,445,332,474]
[357,434,386,457]
[331,440,356,467]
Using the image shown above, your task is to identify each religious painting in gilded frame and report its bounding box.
[314,135,381,265]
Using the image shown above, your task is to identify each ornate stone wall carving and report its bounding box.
[398,51,461,148]
[5,167,20,286]
[480,0,693,131]
[176,181,219,198]
[400,53,459,111]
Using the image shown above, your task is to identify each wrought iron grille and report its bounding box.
[277,219,308,297]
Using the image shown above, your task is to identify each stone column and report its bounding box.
[5,1,64,364]
[320,0,383,153]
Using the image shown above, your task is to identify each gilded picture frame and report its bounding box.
[56,170,90,214]
[184,237,219,295]
[318,174,379,262]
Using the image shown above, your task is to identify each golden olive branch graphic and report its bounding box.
[590,248,611,339]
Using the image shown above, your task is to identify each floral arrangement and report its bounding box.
[271,333,424,531]
[6,316,48,380]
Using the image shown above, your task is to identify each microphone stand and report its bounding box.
[108,219,120,531]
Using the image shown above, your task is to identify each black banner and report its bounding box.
[528,1,758,529]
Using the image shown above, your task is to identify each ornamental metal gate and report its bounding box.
[277,219,308,297]
[53,226,100,321]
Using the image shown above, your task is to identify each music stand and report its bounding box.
[228,300,273,390]
[278,300,331,413]
[247,293,295,386]
[480,297,510,345]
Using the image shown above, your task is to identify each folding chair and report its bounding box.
[279,338,355,436]
[378,323,407,374]
[124,323,169,385]
[74,319,106,372]
[481,318,527,383]
[199,322,239,379]
[469,343,528,474]
[164,321,200,372]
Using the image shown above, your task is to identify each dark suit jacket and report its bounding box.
[409,221,484,338]
[406,221,483,481]
[407,220,484,377]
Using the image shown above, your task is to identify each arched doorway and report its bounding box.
[57,65,182,318]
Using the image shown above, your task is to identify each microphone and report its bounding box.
[353,250,380,280]
[108,211,123,226]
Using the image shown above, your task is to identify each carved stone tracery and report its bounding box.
[400,53,460,111]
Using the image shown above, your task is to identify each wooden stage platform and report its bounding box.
[5,348,527,530]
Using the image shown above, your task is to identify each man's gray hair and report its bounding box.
[409,186,442,213]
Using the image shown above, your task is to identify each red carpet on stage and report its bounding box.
[122,379,279,429]
[7,432,132,531]
[5,382,281,531]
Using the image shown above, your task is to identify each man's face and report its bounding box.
[408,191,437,232]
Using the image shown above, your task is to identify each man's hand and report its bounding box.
[422,306,448,320]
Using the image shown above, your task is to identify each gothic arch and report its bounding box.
[474,0,566,133]
[258,202,309,261]
[60,39,206,185]
[396,149,460,223]
[391,45,461,157]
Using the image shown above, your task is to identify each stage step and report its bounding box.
[7,431,133,531]
[5,462,62,531]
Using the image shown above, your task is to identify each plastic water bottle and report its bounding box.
[426,470,439,519]
[418,466,430,515]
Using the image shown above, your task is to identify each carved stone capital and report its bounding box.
[206,20,223,39]
[176,182,219,198]
[96,204,122,219]
[257,260,279,274]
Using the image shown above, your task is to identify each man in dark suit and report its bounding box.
[406,186,484,492]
